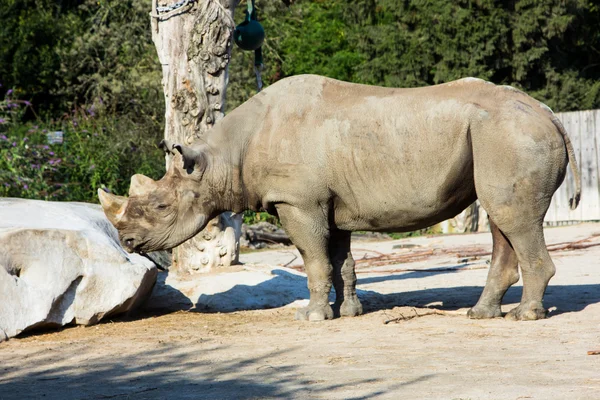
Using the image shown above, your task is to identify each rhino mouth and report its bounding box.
[122,238,150,254]
[134,240,150,254]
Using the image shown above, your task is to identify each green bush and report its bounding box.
[1,93,164,201]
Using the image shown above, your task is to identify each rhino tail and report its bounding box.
[550,115,581,210]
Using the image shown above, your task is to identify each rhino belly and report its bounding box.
[330,155,476,232]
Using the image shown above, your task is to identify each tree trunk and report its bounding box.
[151,0,242,273]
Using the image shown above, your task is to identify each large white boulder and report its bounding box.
[0,198,158,341]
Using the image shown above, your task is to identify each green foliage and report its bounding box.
[229,0,600,112]
[0,0,163,118]
[274,1,364,81]
[54,0,163,116]
[0,0,74,112]
[1,94,163,201]
[1,0,165,203]
[388,228,437,240]
[242,210,280,226]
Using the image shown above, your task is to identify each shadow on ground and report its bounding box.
[142,268,600,319]
[0,342,426,400]
[359,283,600,317]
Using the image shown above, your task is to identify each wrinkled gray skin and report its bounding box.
[99,75,581,322]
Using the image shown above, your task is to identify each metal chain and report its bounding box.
[253,65,263,92]
[156,0,196,14]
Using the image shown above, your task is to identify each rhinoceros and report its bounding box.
[98,75,581,322]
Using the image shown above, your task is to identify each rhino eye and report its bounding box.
[156,204,169,210]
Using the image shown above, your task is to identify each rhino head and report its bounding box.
[98,141,221,253]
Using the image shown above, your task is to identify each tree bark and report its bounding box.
[151,0,242,273]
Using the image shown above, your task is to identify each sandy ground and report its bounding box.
[1,224,600,400]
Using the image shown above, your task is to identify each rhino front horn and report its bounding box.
[98,189,128,225]
[129,174,157,196]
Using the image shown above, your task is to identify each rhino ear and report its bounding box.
[98,189,128,225]
[129,174,157,196]
[158,139,175,155]
[173,144,207,175]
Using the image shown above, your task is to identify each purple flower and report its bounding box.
[23,137,28,142]
[0,135,7,140]
[6,89,13,96]
[3,183,9,187]
[30,164,40,169]
[12,142,16,147]
[43,145,49,150]
[24,101,31,106]
[49,151,54,156]
[0,119,5,124]
[23,184,28,190]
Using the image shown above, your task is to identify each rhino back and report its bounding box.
[234,75,552,231]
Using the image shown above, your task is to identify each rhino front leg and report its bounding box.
[330,230,363,317]
[276,204,334,321]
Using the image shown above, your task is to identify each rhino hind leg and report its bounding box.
[468,219,519,319]
[501,225,555,320]
[330,230,363,318]
[472,121,566,320]
[477,212,554,320]
[276,204,334,321]
[476,185,557,320]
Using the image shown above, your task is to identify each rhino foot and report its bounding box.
[338,296,363,318]
[467,304,502,319]
[295,303,334,322]
[505,302,547,321]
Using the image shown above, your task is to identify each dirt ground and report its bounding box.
[1,224,600,400]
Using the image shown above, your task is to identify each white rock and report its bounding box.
[0,198,157,341]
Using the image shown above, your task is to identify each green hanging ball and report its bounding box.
[234,20,265,51]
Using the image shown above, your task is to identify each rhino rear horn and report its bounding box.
[173,144,207,175]
[98,189,128,225]
[129,174,157,196]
